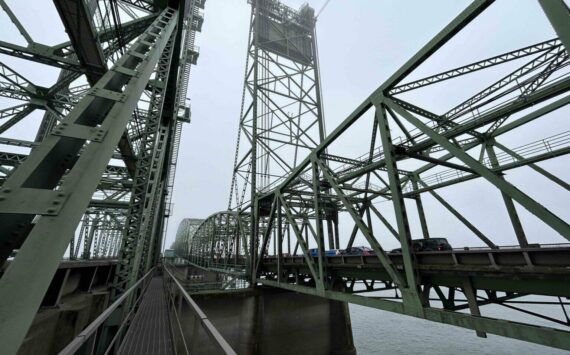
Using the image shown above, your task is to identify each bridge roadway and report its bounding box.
[192,245,570,297]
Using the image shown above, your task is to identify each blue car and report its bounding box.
[308,248,341,257]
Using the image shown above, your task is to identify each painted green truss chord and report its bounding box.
[0,9,178,355]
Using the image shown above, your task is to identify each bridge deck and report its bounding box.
[118,276,173,355]
[189,246,570,297]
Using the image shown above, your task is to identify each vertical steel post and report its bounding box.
[375,102,423,314]
[249,2,260,282]
[485,141,528,247]
[412,175,430,239]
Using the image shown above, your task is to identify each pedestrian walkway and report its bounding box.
[118,276,173,355]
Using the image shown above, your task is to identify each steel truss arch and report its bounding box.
[175,211,250,273]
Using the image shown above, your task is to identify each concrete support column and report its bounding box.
[237,295,259,354]
[329,299,356,355]
[330,280,356,355]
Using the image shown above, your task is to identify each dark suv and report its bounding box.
[342,246,375,256]
[390,238,452,253]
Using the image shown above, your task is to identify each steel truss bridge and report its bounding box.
[0,0,570,354]
[173,0,570,352]
[0,0,210,354]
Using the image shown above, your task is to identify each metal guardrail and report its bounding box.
[58,268,156,355]
[451,242,570,251]
[402,130,570,193]
[163,265,237,355]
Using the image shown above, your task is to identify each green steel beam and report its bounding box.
[376,0,494,93]
[0,0,33,44]
[485,142,528,247]
[0,15,157,74]
[53,0,108,83]
[418,180,496,248]
[494,141,570,191]
[0,9,178,355]
[316,158,405,287]
[539,0,570,53]
[112,32,176,297]
[311,160,327,288]
[375,103,423,313]
[390,38,562,94]
[411,175,430,239]
[386,98,570,240]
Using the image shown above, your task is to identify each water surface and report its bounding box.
[350,304,567,354]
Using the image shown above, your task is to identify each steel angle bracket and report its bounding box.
[51,123,107,142]
[90,88,128,102]
[0,188,68,215]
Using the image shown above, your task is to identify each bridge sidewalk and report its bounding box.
[118,276,173,355]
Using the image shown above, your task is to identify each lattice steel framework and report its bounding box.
[186,212,249,271]
[178,0,570,351]
[173,218,204,257]
[228,0,326,211]
[0,0,205,353]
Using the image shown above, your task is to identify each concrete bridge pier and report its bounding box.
[169,281,356,355]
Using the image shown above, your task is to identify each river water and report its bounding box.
[349,303,568,354]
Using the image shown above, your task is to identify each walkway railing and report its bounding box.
[58,268,156,355]
[163,265,237,355]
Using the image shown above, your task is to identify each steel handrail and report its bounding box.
[163,264,237,355]
[58,267,156,355]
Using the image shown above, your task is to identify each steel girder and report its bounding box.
[106,0,204,290]
[0,15,157,74]
[177,0,570,351]
[0,8,179,354]
[0,12,156,181]
[0,0,194,268]
[53,0,108,81]
[111,29,176,296]
[119,0,156,13]
[0,0,205,353]
[53,0,143,177]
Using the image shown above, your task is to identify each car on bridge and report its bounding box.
[308,248,342,257]
[390,238,452,253]
[341,246,375,256]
